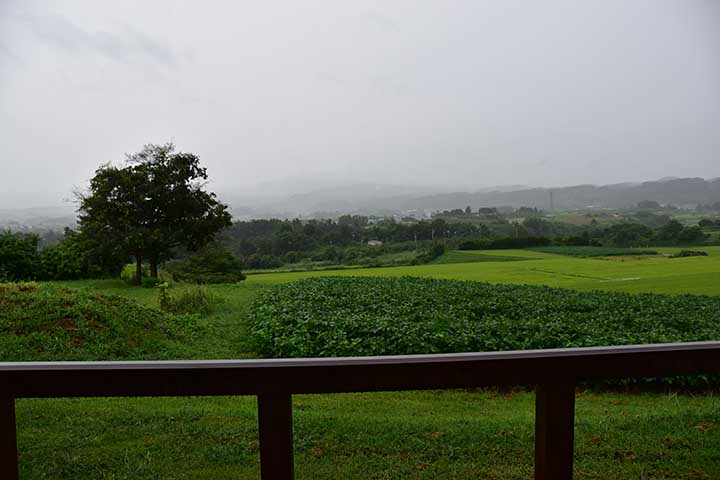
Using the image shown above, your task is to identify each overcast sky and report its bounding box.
[1,0,719,208]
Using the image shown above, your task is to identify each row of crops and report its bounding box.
[529,246,659,257]
[248,276,720,358]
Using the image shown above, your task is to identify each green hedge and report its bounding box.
[530,246,658,257]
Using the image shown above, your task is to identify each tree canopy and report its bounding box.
[78,143,231,285]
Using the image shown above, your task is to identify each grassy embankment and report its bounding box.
[4,245,720,478]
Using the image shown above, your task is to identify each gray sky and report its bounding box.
[1,0,719,208]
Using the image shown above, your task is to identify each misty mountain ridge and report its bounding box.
[2,178,719,227]
[226,177,720,218]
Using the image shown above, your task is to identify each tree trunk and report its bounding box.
[150,259,158,278]
[135,255,142,286]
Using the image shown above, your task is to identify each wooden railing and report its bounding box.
[2,341,720,479]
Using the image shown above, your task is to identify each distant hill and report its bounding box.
[373,177,720,212]
[245,177,720,216]
[0,206,77,231]
[3,178,719,226]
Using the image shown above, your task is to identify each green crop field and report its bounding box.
[5,244,720,479]
[247,246,720,296]
[247,277,720,372]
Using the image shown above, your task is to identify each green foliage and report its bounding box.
[157,283,220,315]
[602,223,654,247]
[12,273,720,476]
[637,200,661,209]
[0,283,206,361]
[164,244,245,283]
[457,237,551,250]
[222,217,487,260]
[38,229,94,280]
[417,243,445,263]
[248,277,720,386]
[1,228,121,282]
[78,143,232,285]
[522,217,555,237]
[120,263,170,287]
[655,220,708,245]
[457,239,490,250]
[671,250,709,258]
[0,231,39,281]
[433,251,533,264]
[699,218,720,228]
[242,253,283,270]
[121,263,146,285]
[141,277,163,288]
[530,246,658,257]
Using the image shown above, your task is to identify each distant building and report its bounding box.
[367,240,383,247]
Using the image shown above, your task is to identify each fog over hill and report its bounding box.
[0,206,77,232]
[223,177,720,218]
[3,2,720,212]
[2,177,719,228]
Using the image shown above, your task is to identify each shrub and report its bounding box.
[120,263,148,285]
[458,237,551,250]
[531,246,658,257]
[457,239,491,250]
[36,229,114,280]
[417,243,445,263]
[141,276,164,288]
[671,250,709,258]
[0,231,39,281]
[164,244,245,283]
[242,254,282,270]
[158,283,220,315]
[282,251,303,264]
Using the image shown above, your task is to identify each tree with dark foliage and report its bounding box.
[0,231,39,281]
[78,143,231,285]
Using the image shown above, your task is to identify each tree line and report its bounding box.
[0,142,716,282]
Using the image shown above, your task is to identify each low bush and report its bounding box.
[457,239,491,250]
[457,237,550,251]
[671,250,709,258]
[0,283,207,361]
[248,277,720,387]
[417,243,445,263]
[158,283,220,315]
[164,245,245,283]
[530,246,658,257]
[141,276,164,288]
[120,263,147,285]
[0,231,39,281]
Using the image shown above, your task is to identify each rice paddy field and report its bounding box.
[6,245,720,479]
[247,246,720,296]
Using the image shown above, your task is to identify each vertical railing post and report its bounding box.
[1,397,18,480]
[257,393,294,480]
[534,382,576,480]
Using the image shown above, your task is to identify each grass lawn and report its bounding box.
[17,390,720,479]
[12,247,720,478]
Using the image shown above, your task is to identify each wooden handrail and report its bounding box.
[2,341,720,479]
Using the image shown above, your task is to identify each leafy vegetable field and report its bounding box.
[248,276,720,360]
